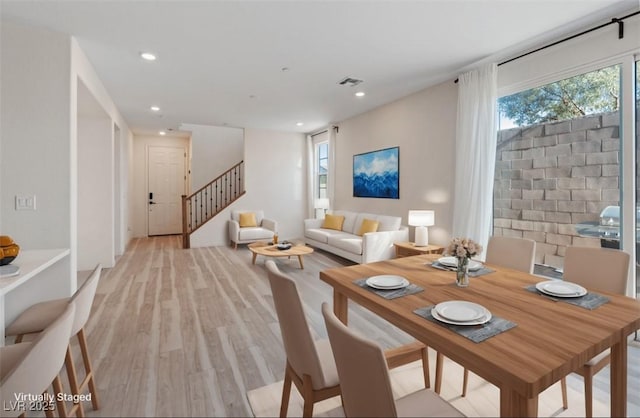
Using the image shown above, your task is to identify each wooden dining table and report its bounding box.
[319,254,640,417]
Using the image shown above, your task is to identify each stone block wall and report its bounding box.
[493,112,620,268]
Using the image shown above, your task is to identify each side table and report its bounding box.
[393,242,444,258]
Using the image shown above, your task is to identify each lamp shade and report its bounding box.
[408,210,435,227]
[315,198,330,210]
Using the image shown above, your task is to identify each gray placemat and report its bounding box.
[525,284,609,310]
[429,261,495,277]
[413,306,517,343]
[354,278,424,300]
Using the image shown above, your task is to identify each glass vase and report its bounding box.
[456,257,470,287]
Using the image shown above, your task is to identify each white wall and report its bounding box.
[77,106,114,270]
[0,20,74,300]
[190,129,306,247]
[71,38,133,259]
[1,21,72,251]
[181,123,244,192]
[0,18,133,299]
[333,81,458,246]
[131,134,190,238]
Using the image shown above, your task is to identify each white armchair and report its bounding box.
[228,210,277,249]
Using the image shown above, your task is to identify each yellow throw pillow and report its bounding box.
[322,214,345,231]
[239,212,257,227]
[358,219,379,236]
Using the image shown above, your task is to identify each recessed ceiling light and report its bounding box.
[159,131,166,136]
[150,106,160,112]
[296,122,304,126]
[355,91,365,97]
[140,52,157,61]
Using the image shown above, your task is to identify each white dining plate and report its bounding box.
[434,301,488,322]
[437,256,483,271]
[366,275,410,290]
[535,280,587,297]
[431,306,492,326]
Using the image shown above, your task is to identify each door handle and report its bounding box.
[149,201,157,205]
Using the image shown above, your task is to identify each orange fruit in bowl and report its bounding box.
[0,235,20,266]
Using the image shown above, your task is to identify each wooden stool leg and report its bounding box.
[279,366,293,418]
[301,374,314,418]
[77,328,100,410]
[52,376,68,418]
[65,344,85,417]
[561,377,568,409]
[43,391,54,418]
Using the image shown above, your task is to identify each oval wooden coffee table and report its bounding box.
[248,241,314,269]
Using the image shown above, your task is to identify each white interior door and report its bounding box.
[148,146,185,236]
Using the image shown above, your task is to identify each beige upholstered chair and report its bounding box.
[485,236,536,274]
[445,236,537,397]
[1,303,75,418]
[228,210,277,249]
[265,260,340,417]
[5,264,102,416]
[559,246,630,417]
[321,303,464,417]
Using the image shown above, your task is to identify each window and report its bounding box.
[494,64,621,274]
[317,142,328,199]
[311,130,330,217]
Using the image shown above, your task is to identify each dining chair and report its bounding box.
[321,303,464,417]
[1,303,75,418]
[266,261,430,416]
[559,246,630,417]
[485,236,536,274]
[446,236,537,397]
[265,260,341,417]
[5,264,102,416]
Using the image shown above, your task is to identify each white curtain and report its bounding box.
[327,126,336,210]
[452,63,498,256]
[306,135,315,218]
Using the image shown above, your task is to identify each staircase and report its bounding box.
[181,160,245,248]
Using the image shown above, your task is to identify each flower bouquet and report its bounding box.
[445,237,483,287]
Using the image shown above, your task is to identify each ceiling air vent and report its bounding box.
[338,77,363,87]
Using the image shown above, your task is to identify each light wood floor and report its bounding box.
[76,236,639,417]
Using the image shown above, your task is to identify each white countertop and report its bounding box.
[0,249,70,296]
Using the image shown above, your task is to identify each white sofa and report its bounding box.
[304,210,408,264]
[228,210,277,249]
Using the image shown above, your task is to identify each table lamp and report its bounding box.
[315,198,330,218]
[408,210,435,246]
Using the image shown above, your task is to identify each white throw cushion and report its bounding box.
[353,212,401,232]
[375,214,401,232]
[332,210,357,234]
[238,227,273,241]
[327,235,363,255]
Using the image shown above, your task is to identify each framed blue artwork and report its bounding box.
[353,146,399,199]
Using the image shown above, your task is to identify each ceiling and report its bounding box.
[1,0,637,135]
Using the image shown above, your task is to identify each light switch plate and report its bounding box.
[15,195,36,211]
